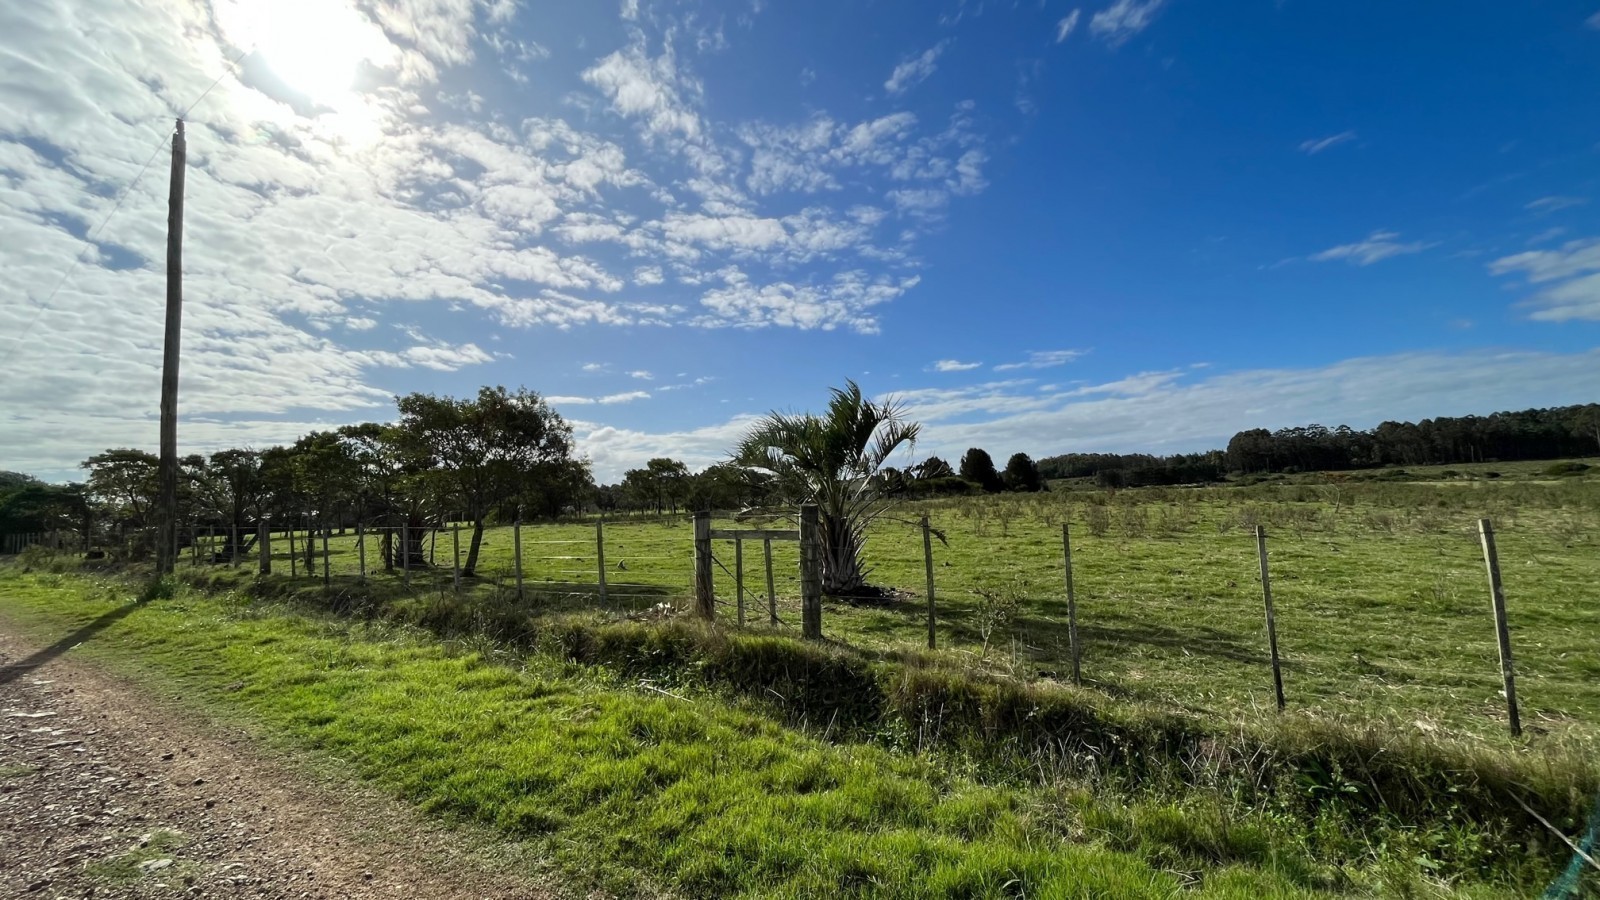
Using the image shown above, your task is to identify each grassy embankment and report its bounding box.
[2,546,1597,897]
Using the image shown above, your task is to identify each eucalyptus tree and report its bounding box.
[731,380,919,596]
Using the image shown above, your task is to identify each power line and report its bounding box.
[0,47,248,369]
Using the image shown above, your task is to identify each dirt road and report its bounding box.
[0,621,556,899]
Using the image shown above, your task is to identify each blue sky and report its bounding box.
[2,0,1599,482]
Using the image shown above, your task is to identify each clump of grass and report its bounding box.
[85,828,191,882]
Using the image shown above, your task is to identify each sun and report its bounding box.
[218,0,394,107]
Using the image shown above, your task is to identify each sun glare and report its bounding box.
[219,0,393,107]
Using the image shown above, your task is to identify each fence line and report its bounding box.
[1,509,1568,737]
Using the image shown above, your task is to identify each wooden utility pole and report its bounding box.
[154,119,186,575]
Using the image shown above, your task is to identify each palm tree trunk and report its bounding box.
[820,513,866,594]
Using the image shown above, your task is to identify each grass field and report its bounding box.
[183,460,1600,748]
[3,564,1593,898]
[6,461,1600,896]
[0,570,1417,898]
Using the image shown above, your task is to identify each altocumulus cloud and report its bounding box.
[0,0,997,478]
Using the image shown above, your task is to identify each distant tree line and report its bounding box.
[8,400,1597,559]
[1037,451,1227,488]
[596,457,775,515]
[1224,404,1600,475]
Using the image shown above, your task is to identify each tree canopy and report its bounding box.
[959,448,1002,493]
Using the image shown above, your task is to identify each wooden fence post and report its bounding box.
[799,503,822,641]
[1062,522,1081,686]
[322,524,330,587]
[1478,519,1522,737]
[513,514,524,600]
[288,524,297,577]
[763,538,776,624]
[595,520,608,606]
[922,515,937,650]
[402,521,410,586]
[693,510,714,619]
[259,519,271,575]
[356,519,366,581]
[452,520,461,592]
[1254,525,1286,711]
[735,538,746,626]
[304,513,315,573]
[231,523,240,567]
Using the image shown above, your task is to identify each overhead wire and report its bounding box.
[1,44,249,369]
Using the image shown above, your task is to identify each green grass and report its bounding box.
[84,828,192,883]
[3,567,1583,898]
[186,468,1600,747]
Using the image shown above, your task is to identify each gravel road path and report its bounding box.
[0,619,556,900]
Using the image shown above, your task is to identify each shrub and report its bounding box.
[1545,461,1592,478]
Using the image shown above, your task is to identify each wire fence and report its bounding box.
[4,500,1597,740]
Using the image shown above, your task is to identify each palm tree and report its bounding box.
[732,381,919,595]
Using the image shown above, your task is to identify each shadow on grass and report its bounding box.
[226,570,680,626]
[0,601,142,686]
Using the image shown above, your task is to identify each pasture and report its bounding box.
[192,462,1600,747]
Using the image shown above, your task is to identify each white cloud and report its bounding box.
[656,376,714,392]
[1090,0,1165,46]
[1310,231,1434,266]
[578,415,761,481]
[1298,131,1357,155]
[1525,196,1588,213]
[1489,237,1600,321]
[628,370,654,380]
[547,390,651,406]
[993,349,1086,371]
[884,41,949,95]
[931,359,983,372]
[582,37,704,142]
[694,271,920,333]
[1055,9,1082,42]
[582,362,607,372]
[912,348,1600,460]
[1587,10,1600,29]
[0,0,1001,479]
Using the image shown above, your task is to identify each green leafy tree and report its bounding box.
[959,448,1002,493]
[0,475,88,542]
[396,386,575,576]
[911,456,954,480]
[191,448,266,555]
[81,449,160,527]
[335,423,413,570]
[1002,452,1043,492]
[732,380,919,595]
[685,463,751,511]
[620,458,690,513]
